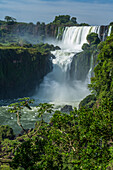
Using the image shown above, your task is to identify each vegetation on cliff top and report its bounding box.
[0,43,60,99]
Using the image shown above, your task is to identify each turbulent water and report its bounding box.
[0,104,52,134]
[34,26,101,107]
[0,26,112,134]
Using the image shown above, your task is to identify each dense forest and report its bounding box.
[0,15,113,169]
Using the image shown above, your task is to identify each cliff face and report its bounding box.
[0,47,53,99]
[11,23,58,39]
[70,32,102,82]
[70,50,98,82]
[0,22,59,44]
[70,52,91,81]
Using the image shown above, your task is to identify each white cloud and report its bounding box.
[0,0,113,25]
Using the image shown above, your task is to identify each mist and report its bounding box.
[33,26,99,107]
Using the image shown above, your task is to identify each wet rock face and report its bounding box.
[61,105,73,113]
[70,53,91,82]
[0,23,58,43]
[70,33,101,82]
[0,48,53,99]
[99,25,109,41]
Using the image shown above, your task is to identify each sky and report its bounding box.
[0,0,113,25]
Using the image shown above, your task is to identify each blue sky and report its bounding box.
[0,0,113,25]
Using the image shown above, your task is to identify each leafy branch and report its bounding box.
[8,97,34,137]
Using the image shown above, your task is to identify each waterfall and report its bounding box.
[34,26,101,107]
[108,26,112,36]
[61,26,100,52]
[87,54,94,84]
[56,27,65,40]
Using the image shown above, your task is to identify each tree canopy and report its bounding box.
[52,15,77,26]
[88,33,113,108]
[87,32,100,45]
[4,16,16,23]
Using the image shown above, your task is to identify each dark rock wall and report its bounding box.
[0,48,53,99]
[70,52,91,81]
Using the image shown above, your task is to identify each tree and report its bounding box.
[71,17,77,24]
[87,32,100,45]
[4,16,16,23]
[53,15,70,24]
[110,22,113,26]
[36,21,40,25]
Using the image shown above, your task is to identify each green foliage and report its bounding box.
[52,15,78,26]
[70,17,77,24]
[8,98,34,136]
[89,34,113,107]
[53,15,71,24]
[56,26,65,40]
[4,16,16,26]
[8,97,33,114]
[87,32,100,45]
[0,125,15,141]
[79,94,96,109]
[33,43,60,54]
[0,98,112,169]
[82,43,90,51]
[110,22,113,26]
[0,164,11,169]
[52,15,89,26]
[11,138,45,169]
[79,23,90,26]
[4,16,16,23]
[37,103,54,121]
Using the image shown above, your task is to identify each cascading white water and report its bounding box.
[34,26,101,107]
[87,54,94,84]
[61,26,100,51]
[108,26,112,36]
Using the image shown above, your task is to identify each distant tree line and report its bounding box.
[3,15,90,26]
